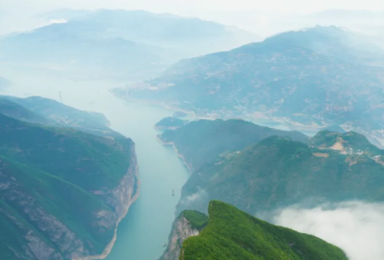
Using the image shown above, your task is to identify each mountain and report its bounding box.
[0,97,49,124]
[0,27,164,80]
[118,26,384,145]
[161,201,347,260]
[39,9,259,53]
[0,97,138,260]
[263,26,384,66]
[158,120,384,215]
[2,96,115,136]
[158,119,308,172]
[0,9,258,80]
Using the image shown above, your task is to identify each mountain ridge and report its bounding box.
[180,201,348,260]
[119,25,384,145]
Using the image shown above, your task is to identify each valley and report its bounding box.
[1,6,384,260]
[0,71,191,260]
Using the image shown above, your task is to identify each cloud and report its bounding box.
[273,201,384,260]
[177,188,210,214]
[181,189,209,205]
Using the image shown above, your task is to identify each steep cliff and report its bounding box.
[159,211,208,260]
[0,101,139,260]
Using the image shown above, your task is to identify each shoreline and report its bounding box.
[113,94,316,131]
[109,89,195,118]
[156,136,192,174]
[75,164,141,260]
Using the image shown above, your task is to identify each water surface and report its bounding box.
[0,70,190,260]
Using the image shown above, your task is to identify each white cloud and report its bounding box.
[274,201,384,260]
[183,189,208,204]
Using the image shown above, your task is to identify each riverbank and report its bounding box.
[76,164,141,260]
[156,136,192,174]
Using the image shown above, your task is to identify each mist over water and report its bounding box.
[274,202,384,260]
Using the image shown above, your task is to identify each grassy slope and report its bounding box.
[181,201,348,260]
[160,119,308,172]
[182,210,209,230]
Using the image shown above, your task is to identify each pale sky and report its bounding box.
[1,0,383,15]
[0,0,383,35]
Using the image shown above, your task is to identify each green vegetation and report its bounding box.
[160,119,308,172]
[181,201,348,260]
[0,98,136,260]
[176,132,384,215]
[182,210,208,230]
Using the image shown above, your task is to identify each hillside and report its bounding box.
[0,103,138,259]
[118,26,384,145]
[310,130,384,156]
[158,119,308,172]
[180,201,348,260]
[0,97,49,124]
[175,133,384,215]
[1,95,119,137]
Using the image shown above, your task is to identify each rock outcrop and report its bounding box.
[159,211,207,260]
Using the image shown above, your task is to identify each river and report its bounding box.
[0,69,190,260]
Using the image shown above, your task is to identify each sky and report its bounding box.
[0,0,383,36]
[1,0,383,14]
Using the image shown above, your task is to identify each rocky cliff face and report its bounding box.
[0,145,139,260]
[159,214,201,260]
[77,145,140,260]
[0,97,140,260]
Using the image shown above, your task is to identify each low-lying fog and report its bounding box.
[274,201,384,260]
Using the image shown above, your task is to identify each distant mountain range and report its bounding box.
[118,26,384,145]
[0,95,138,260]
[0,9,259,80]
[157,119,384,217]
